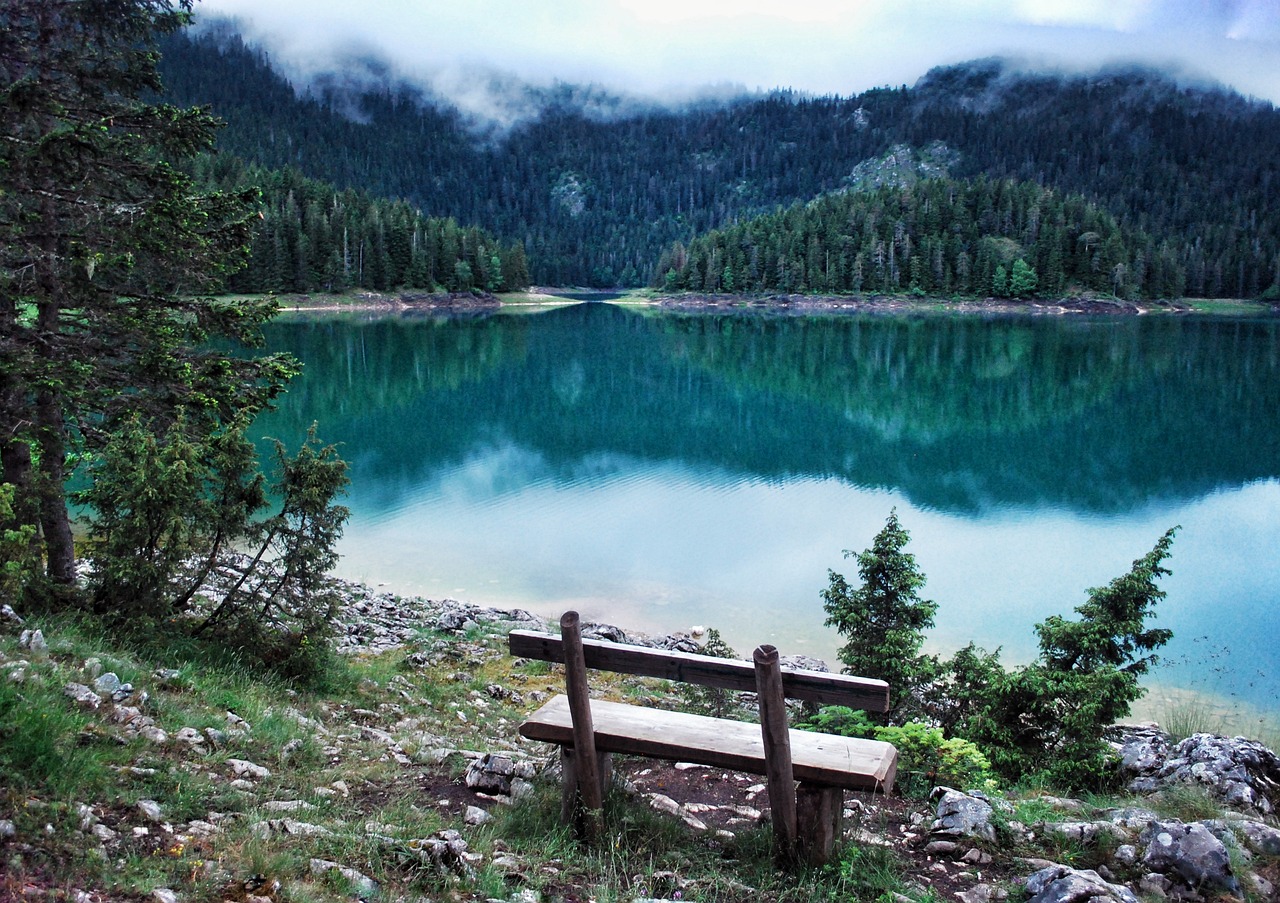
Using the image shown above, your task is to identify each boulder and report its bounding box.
[929,788,1001,843]
[1024,865,1139,903]
[1122,732,1280,815]
[1140,819,1241,898]
[465,753,517,795]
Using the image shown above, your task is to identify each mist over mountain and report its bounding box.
[160,24,1280,294]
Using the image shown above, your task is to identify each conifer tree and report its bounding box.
[0,0,292,601]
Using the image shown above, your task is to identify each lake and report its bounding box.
[255,303,1280,731]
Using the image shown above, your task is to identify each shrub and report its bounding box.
[795,705,878,739]
[678,628,741,718]
[874,721,996,798]
[796,708,996,798]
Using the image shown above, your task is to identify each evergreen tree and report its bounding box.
[822,510,938,715]
[0,0,289,596]
[1009,258,1039,296]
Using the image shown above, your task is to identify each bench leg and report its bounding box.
[559,747,613,832]
[796,783,843,866]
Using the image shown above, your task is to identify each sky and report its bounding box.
[197,0,1280,123]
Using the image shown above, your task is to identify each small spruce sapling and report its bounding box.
[822,509,938,718]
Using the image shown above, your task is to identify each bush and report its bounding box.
[796,708,995,798]
[79,417,349,683]
[875,721,996,797]
[678,628,741,718]
[795,705,878,739]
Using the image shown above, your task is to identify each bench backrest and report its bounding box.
[508,628,890,713]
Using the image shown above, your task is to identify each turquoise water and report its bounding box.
[255,304,1280,727]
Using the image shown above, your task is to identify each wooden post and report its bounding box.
[796,783,843,865]
[561,611,604,836]
[754,644,797,865]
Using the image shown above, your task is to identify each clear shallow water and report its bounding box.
[254,304,1280,728]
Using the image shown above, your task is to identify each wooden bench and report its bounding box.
[510,611,898,866]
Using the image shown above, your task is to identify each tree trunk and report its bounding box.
[35,387,76,587]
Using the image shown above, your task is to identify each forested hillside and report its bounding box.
[160,26,1280,296]
[659,177,1167,298]
[193,156,529,294]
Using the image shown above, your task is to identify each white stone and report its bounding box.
[137,800,164,822]
[227,758,271,779]
[309,858,377,896]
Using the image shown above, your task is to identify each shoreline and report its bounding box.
[326,577,1280,740]
[250,288,1277,317]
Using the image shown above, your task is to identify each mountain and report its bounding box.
[158,26,1280,296]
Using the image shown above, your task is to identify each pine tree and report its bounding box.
[0,0,291,599]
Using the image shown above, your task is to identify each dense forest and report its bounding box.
[159,26,1280,296]
[192,156,529,294]
[657,176,1169,297]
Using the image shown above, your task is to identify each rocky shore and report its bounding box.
[3,580,1278,902]
[652,292,1196,316]
[324,583,1280,902]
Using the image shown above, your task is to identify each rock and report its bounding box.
[227,758,270,780]
[582,622,628,643]
[174,727,204,747]
[253,819,332,837]
[437,610,475,632]
[0,819,14,838]
[137,800,164,823]
[1233,818,1280,855]
[409,829,477,877]
[648,794,682,818]
[64,683,101,709]
[263,800,314,813]
[464,805,492,826]
[139,725,168,745]
[151,889,178,903]
[93,672,122,695]
[19,628,47,655]
[779,654,830,673]
[0,604,22,625]
[309,858,378,897]
[1042,820,1128,846]
[465,753,517,795]
[1140,819,1241,897]
[923,840,958,855]
[1112,724,1172,776]
[1024,865,1140,903]
[1138,873,1172,896]
[930,788,997,843]
[92,823,117,842]
[1122,732,1280,815]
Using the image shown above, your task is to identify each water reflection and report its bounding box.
[256,304,1280,720]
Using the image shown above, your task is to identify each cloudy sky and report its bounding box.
[198,0,1280,115]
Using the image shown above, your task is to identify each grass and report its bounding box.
[4,609,1278,902]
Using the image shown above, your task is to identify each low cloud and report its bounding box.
[195,0,1280,121]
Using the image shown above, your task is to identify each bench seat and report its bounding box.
[519,693,898,792]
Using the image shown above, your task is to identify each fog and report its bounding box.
[196,0,1280,126]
